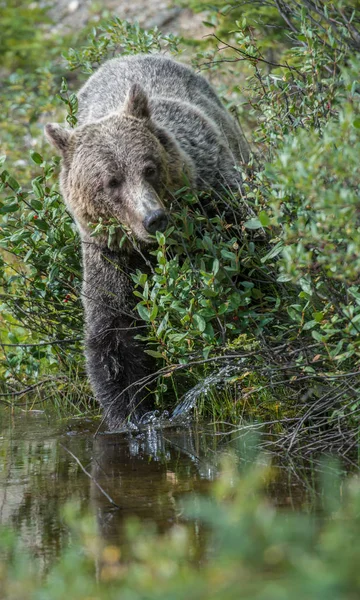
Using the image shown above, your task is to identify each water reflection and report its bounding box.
[0,410,317,571]
[90,426,217,546]
[0,411,219,569]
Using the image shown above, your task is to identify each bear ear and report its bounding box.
[45,123,71,154]
[123,83,150,120]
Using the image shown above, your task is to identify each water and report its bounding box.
[0,409,330,572]
[171,363,241,419]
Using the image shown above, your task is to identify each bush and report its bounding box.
[131,2,360,443]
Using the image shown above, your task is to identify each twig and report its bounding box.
[60,443,120,508]
[0,338,82,348]
[0,377,67,398]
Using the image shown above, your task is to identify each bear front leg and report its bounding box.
[81,242,154,430]
[85,314,154,430]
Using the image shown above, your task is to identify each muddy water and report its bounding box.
[0,410,318,572]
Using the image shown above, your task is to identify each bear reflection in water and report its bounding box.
[90,426,217,551]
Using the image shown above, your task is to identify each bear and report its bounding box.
[45,53,249,430]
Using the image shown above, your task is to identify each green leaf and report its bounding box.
[156,231,166,245]
[119,234,127,249]
[30,152,43,165]
[202,289,219,298]
[244,218,262,230]
[311,330,325,342]
[168,333,188,342]
[137,303,150,321]
[287,306,301,322]
[277,273,293,283]
[0,202,19,214]
[221,249,236,261]
[299,278,312,295]
[138,272,148,287]
[192,314,206,332]
[212,258,220,276]
[69,93,78,112]
[217,303,228,316]
[259,211,270,227]
[31,199,43,211]
[144,350,163,359]
[156,314,169,337]
[32,179,44,198]
[261,242,283,263]
[34,219,49,231]
[303,320,317,330]
[6,176,20,192]
[150,304,158,321]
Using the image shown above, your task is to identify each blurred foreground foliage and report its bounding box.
[2,452,360,599]
[0,1,359,448]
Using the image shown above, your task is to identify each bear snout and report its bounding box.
[143,209,168,234]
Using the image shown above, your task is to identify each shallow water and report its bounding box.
[0,409,329,571]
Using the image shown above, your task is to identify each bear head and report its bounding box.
[45,84,192,247]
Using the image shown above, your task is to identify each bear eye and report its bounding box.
[144,165,157,179]
[107,176,122,189]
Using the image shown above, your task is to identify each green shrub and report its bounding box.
[0,0,51,70]
[64,16,180,73]
[132,191,274,365]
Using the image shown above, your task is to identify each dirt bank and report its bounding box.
[49,0,208,40]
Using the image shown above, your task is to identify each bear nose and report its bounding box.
[143,209,168,234]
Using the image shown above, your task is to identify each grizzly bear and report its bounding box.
[45,54,248,430]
